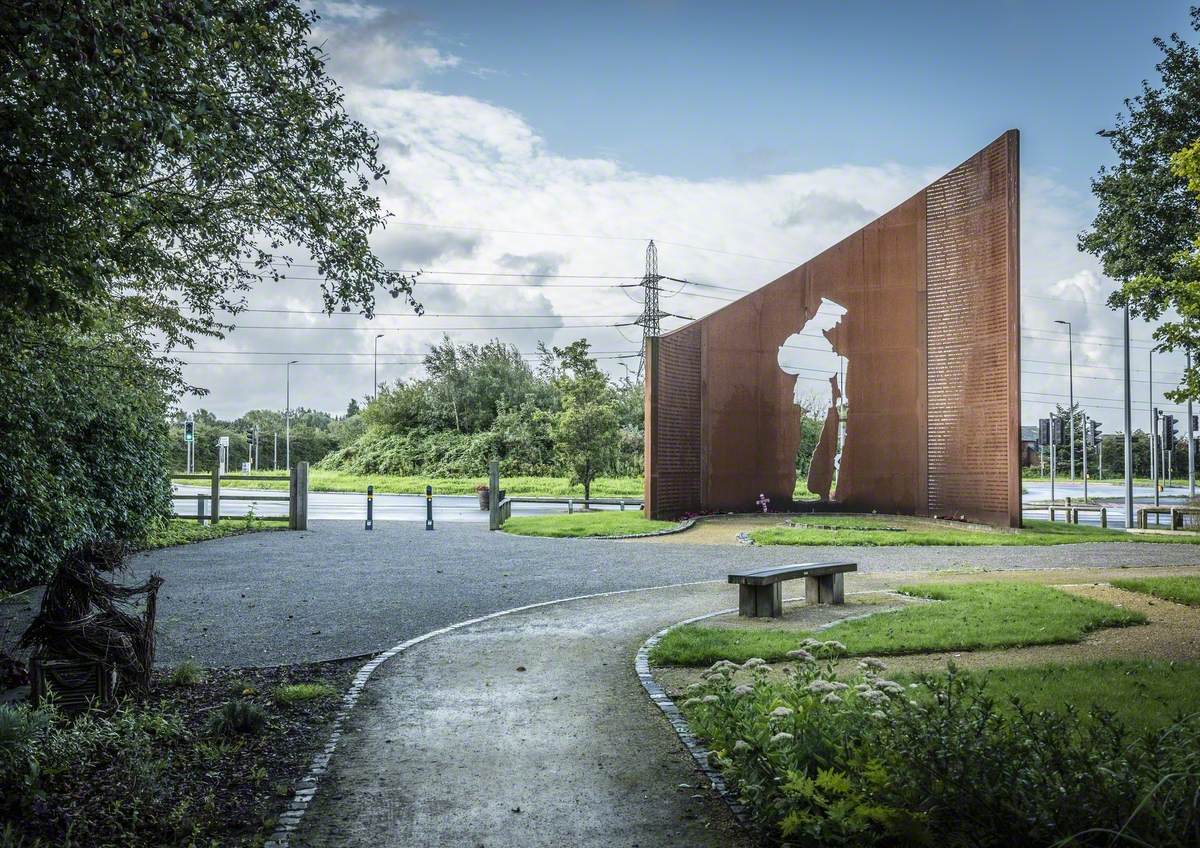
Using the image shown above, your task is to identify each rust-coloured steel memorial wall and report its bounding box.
[644,131,1021,527]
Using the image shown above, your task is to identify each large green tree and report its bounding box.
[1079,7,1200,401]
[551,341,620,502]
[2,0,417,338]
[0,0,416,586]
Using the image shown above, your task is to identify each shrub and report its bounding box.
[684,646,1200,846]
[274,682,337,705]
[167,660,206,687]
[207,700,267,737]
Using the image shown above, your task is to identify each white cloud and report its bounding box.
[180,30,1187,428]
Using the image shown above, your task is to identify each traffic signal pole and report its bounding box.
[1189,352,1195,499]
[1123,305,1133,531]
[1082,412,1088,501]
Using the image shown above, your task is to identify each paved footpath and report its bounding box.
[291,581,757,848]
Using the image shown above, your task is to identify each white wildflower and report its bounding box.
[686,682,705,693]
[800,638,823,649]
[769,732,794,745]
[770,706,794,718]
[807,680,838,694]
[874,679,904,694]
[702,695,720,704]
[733,684,754,698]
[821,640,847,653]
[682,697,702,708]
[742,657,767,669]
[821,693,843,704]
[785,649,815,663]
[858,689,886,703]
[732,739,752,755]
[870,710,887,720]
[854,683,872,694]
[858,658,887,672]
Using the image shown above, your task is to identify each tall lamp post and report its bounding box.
[286,360,299,471]
[1123,305,1133,530]
[1054,320,1075,480]
[374,333,385,401]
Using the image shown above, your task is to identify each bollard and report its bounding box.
[425,485,434,530]
[365,485,374,531]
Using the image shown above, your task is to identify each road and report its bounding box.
[1021,480,1195,529]
[174,479,1200,529]
[172,485,638,523]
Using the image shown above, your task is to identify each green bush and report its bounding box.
[0,319,172,591]
[685,646,1200,846]
[207,700,267,737]
[167,660,206,687]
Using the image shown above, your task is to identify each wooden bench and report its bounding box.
[727,562,857,618]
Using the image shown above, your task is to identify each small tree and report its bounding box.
[552,341,620,501]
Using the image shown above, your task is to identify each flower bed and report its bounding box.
[681,642,1200,846]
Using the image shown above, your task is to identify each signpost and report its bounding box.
[365,485,374,531]
[184,415,194,473]
[426,485,434,531]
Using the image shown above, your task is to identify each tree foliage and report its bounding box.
[0,0,414,586]
[1,0,416,339]
[322,338,641,481]
[1080,8,1200,401]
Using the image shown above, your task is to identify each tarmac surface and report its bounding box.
[112,519,1200,667]
[290,582,758,848]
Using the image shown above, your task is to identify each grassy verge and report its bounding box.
[137,517,287,551]
[501,511,678,538]
[933,660,1200,735]
[1111,575,1200,606]
[750,516,1200,546]
[650,582,1145,665]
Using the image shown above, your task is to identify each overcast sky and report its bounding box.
[177,0,1198,440]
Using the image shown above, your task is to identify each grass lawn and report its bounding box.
[915,660,1200,735]
[1110,575,1200,606]
[137,517,287,551]
[650,582,1146,665]
[750,516,1200,546]
[501,511,678,538]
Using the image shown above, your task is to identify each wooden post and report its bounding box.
[210,466,221,524]
[289,462,308,530]
[197,494,207,524]
[488,461,500,530]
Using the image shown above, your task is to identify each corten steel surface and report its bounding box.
[644,131,1021,527]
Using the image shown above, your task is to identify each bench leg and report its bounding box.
[739,584,782,618]
[805,574,845,605]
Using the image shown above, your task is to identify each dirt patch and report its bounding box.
[628,512,1017,546]
[6,658,361,847]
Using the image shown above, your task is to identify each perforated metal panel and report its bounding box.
[925,134,1019,524]
[645,326,702,518]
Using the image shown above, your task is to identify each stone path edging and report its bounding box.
[263,577,722,848]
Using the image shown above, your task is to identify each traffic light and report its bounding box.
[1164,415,1177,449]
[246,430,254,449]
[1193,413,1198,436]
[1039,418,1050,445]
[184,420,194,443]
[1052,416,1067,445]
[1089,420,1101,447]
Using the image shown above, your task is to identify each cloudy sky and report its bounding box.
[178,0,1198,442]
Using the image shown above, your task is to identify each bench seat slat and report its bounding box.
[728,561,856,586]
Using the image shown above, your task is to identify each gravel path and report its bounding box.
[289,582,757,848]
[117,520,1200,667]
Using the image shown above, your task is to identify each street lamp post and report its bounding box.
[286,360,299,471]
[1054,320,1074,480]
[1123,305,1133,530]
[374,333,385,401]
[1150,352,1159,507]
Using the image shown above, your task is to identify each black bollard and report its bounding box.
[425,485,434,530]
[365,485,374,531]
